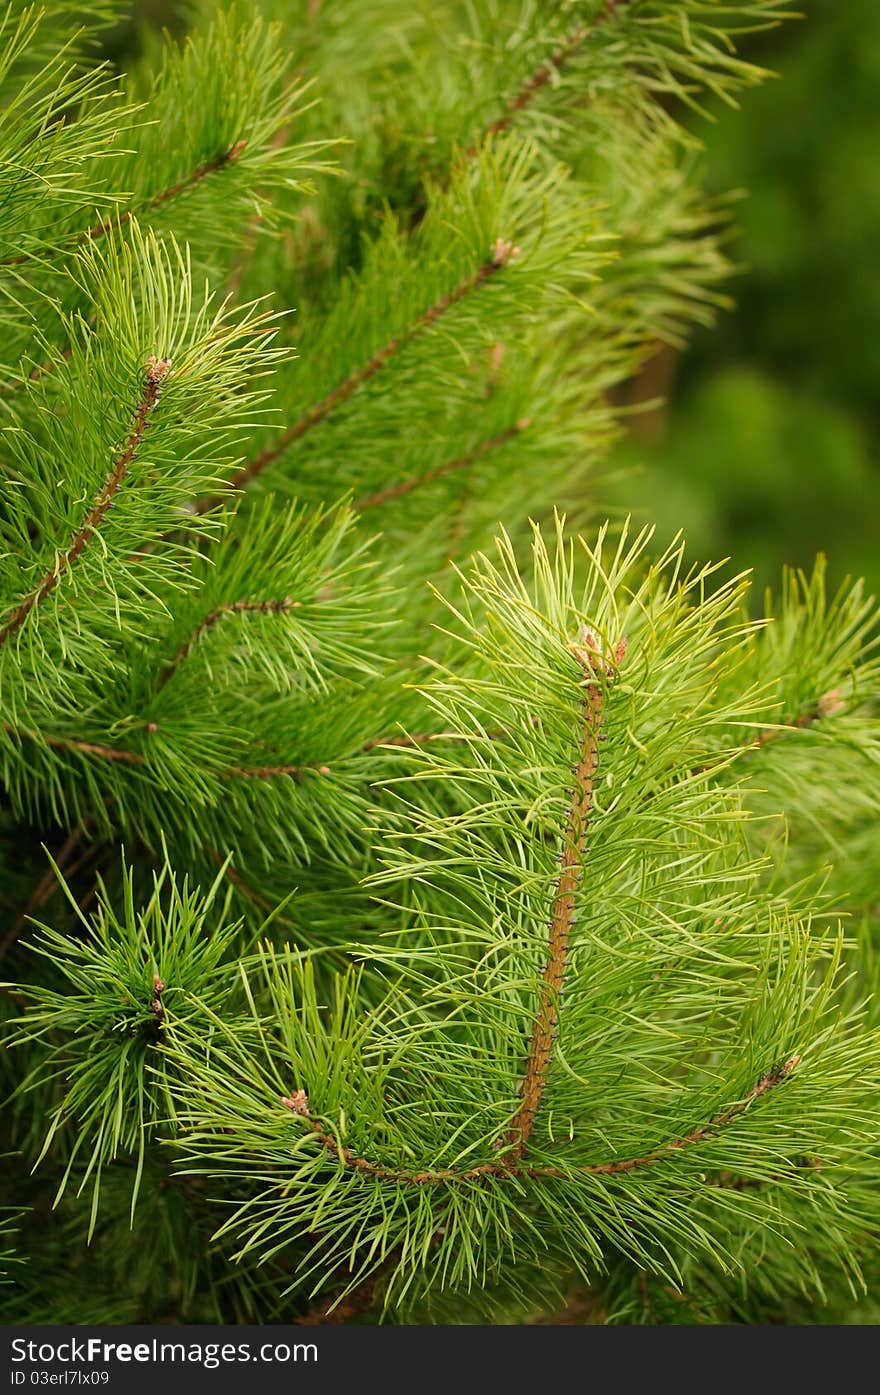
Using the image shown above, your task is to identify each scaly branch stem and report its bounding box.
[476,1,630,150]
[158,597,297,689]
[0,143,247,269]
[503,632,621,1158]
[0,356,171,649]
[280,1055,801,1185]
[197,240,520,512]
[355,421,530,512]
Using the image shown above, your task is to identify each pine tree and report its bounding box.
[1,0,878,1326]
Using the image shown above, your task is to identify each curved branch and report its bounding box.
[158,596,298,689]
[693,688,848,780]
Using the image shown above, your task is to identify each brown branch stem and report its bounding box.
[0,345,73,397]
[0,356,171,649]
[281,1055,801,1186]
[475,1,630,151]
[158,597,298,689]
[0,721,501,780]
[692,689,846,780]
[355,420,530,512]
[1,143,247,269]
[223,726,508,778]
[295,1251,402,1326]
[750,691,844,750]
[2,687,840,793]
[479,23,590,147]
[502,632,621,1159]
[0,826,82,964]
[196,239,521,513]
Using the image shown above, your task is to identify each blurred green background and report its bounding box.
[607,0,880,598]
[114,0,880,599]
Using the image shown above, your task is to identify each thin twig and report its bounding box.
[197,239,521,512]
[223,725,508,778]
[295,1251,402,1326]
[0,720,500,779]
[693,689,847,779]
[0,356,171,649]
[0,143,247,269]
[478,23,590,148]
[280,1055,801,1185]
[0,345,73,397]
[473,1,630,151]
[204,845,274,914]
[751,691,845,749]
[1,686,845,793]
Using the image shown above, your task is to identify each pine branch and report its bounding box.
[359,727,508,753]
[749,689,846,749]
[1,676,846,808]
[697,688,849,778]
[0,827,82,964]
[220,761,327,782]
[355,421,530,512]
[157,597,299,690]
[478,22,591,147]
[197,239,521,511]
[472,3,630,152]
[1,726,146,766]
[277,1055,801,1184]
[220,728,505,780]
[295,1251,401,1326]
[1,720,504,789]
[503,630,624,1158]
[205,846,273,914]
[0,143,248,270]
[0,356,171,648]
